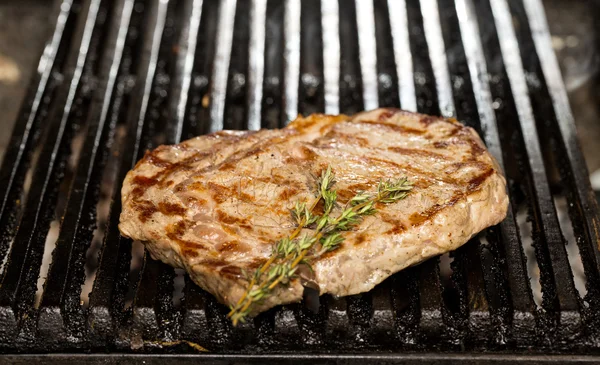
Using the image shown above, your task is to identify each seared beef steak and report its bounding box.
[119,108,508,315]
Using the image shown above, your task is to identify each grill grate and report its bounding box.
[1,0,600,361]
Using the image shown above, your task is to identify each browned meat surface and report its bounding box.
[119,108,509,315]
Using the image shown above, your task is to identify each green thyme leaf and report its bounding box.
[227,166,413,326]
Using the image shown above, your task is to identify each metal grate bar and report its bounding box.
[417,258,446,342]
[148,0,206,341]
[272,305,300,348]
[419,0,455,117]
[346,293,374,336]
[0,0,103,325]
[401,0,450,345]
[133,263,176,342]
[490,0,581,330]
[370,280,395,338]
[524,0,600,323]
[37,0,134,341]
[428,2,488,343]
[387,0,416,112]
[336,0,379,341]
[0,0,75,265]
[288,0,327,345]
[508,0,599,335]
[132,254,163,339]
[130,0,192,342]
[338,0,364,114]
[181,277,208,344]
[253,308,276,348]
[247,0,267,130]
[282,0,300,123]
[260,0,284,128]
[87,0,170,340]
[373,0,400,110]
[390,269,419,344]
[298,0,324,117]
[223,0,250,130]
[208,0,237,132]
[354,0,378,111]
[179,0,220,139]
[410,0,468,344]
[7,353,600,364]
[434,0,507,343]
[321,0,340,115]
[177,0,222,339]
[205,294,234,348]
[454,0,537,340]
[172,0,204,143]
[370,1,405,339]
[470,0,539,341]
[524,0,600,254]
[457,241,494,343]
[405,0,440,116]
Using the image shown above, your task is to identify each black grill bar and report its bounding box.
[0,0,599,359]
[405,0,439,116]
[373,0,400,111]
[298,0,324,117]
[131,0,189,342]
[223,0,250,130]
[417,259,445,342]
[0,0,105,336]
[525,0,600,332]
[209,0,236,132]
[37,0,134,343]
[490,0,581,332]
[441,0,500,343]
[321,0,340,115]
[179,0,220,141]
[0,0,74,267]
[247,0,267,130]
[260,0,284,129]
[458,241,494,343]
[386,0,416,111]
[355,0,378,111]
[390,269,419,344]
[171,0,203,142]
[181,277,208,344]
[132,254,163,339]
[471,0,539,340]
[88,0,169,342]
[178,0,221,340]
[338,0,364,114]
[288,0,329,347]
[457,0,537,338]
[408,0,458,345]
[282,0,300,124]
[5,353,600,364]
[423,0,475,344]
[453,0,528,344]
[420,0,455,117]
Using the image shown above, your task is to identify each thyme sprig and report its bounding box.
[227,167,412,325]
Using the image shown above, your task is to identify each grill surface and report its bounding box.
[1,0,600,362]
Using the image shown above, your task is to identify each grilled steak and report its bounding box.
[119,108,508,315]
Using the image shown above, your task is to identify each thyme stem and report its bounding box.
[229,167,334,315]
[227,168,412,325]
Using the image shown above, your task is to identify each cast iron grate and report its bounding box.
[0,0,599,362]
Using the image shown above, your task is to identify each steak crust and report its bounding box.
[119,108,509,314]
